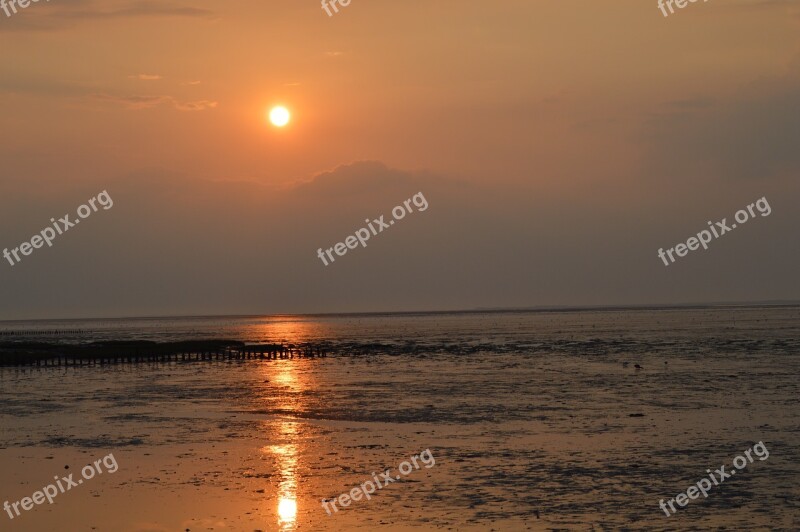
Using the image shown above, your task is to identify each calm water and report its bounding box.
[1,307,798,531]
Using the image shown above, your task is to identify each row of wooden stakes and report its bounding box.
[0,341,330,367]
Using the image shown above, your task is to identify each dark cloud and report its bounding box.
[1,160,797,320]
[0,76,90,97]
[663,97,714,110]
[0,0,215,33]
[641,70,800,182]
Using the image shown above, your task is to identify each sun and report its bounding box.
[269,106,291,127]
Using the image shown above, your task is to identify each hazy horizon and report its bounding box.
[2,299,800,324]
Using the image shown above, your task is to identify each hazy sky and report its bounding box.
[1,0,799,320]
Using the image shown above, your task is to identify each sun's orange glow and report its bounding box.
[254,324,321,530]
[278,498,297,523]
[249,317,323,348]
[266,436,299,530]
[269,106,291,127]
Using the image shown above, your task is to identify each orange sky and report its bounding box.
[1,0,799,319]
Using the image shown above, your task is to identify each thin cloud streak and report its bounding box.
[0,0,215,32]
[91,93,218,111]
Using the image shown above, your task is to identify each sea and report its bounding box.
[0,306,798,531]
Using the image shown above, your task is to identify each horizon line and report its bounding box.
[1,299,798,324]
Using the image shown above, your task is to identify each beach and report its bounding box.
[1,307,798,531]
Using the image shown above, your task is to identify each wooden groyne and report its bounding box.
[0,340,328,367]
[0,329,87,337]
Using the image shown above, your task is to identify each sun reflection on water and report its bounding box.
[254,319,324,531]
[266,432,299,530]
[249,317,325,345]
[258,340,316,530]
[278,497,297,525]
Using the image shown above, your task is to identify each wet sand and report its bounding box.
[1,307,798,531]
